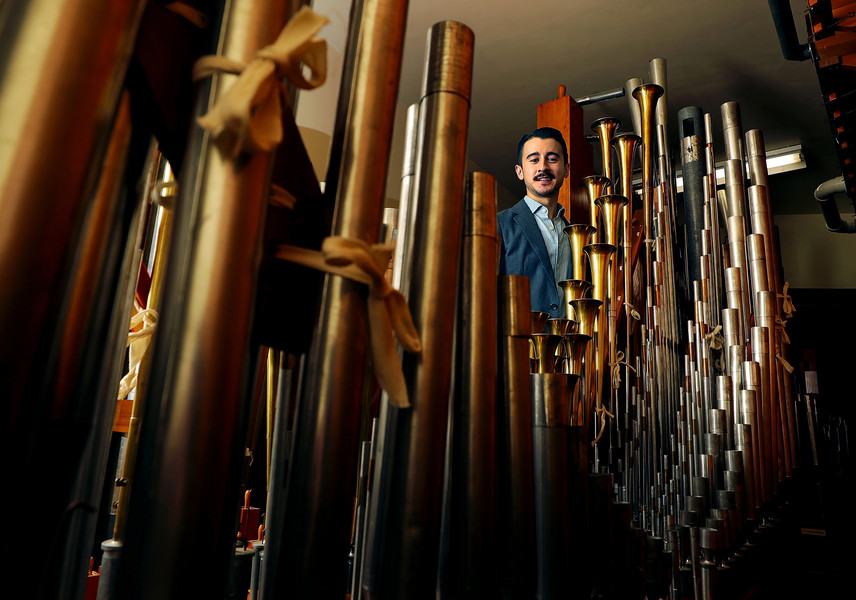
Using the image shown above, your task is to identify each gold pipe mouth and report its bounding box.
[546,318,574,336]
[530,334,564,374]
[563,224,596,280]
[530,310,550,334]
[595,194,629,247]
[568,298,603,337]
[562,333,592,376]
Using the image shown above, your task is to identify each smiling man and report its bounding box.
[498,127,572,318]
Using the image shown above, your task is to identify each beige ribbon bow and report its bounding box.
[117,308,158,400]
[275,237,421,408]
[193,7,329,156]
[609,350,637,390]
[592,405,615,446]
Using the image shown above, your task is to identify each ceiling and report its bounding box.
[390,0,839,214]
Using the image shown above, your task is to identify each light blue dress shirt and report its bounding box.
[524,196,570,315]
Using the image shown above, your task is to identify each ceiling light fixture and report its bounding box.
[672,144,805,192]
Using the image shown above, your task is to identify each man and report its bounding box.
[498,127,572,318]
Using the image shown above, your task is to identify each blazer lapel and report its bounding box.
[511,201,556,287]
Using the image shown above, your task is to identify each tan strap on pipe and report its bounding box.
[192,7,329,156]
[164,1,210,28]
[609,350,637,389]
[592,405,615,446]
[705,324,724,351]
[275,237,421,408]
[269,184,297,210]
[781,281,796,320]
[118,308,159,399]
[776,353,795,374]
[625,302,641,321]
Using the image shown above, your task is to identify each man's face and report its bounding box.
[515,137,569,202]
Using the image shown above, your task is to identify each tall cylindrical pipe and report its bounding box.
[679,106,706,291]
[366,20,473,599]
[270,1,410,598]
[0,2,146,593]
[441,172,498,597]
[497,275,536,599]
[118,3,299,598]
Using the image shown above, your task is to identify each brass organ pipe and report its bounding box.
[563,224,595,282]
[112,157,174,546]
[596,195,628,407]
[497,275,536,598]
[368,21,474,599]
[612,132,640,456]
[558,279,592,317]
[56,98,147,600]
[570,298,602,427]
[632,83,664,249]
[119,2,293,598]
[0,0,146,404]
[443,172,498,596]
[592,117,621,191]
[581,175,610,238]
[272,1,411,597]
[584,243,616,414]
[0,2,145,590]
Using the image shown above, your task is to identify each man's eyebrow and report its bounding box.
[545,151,561,158]
[525,151,541,160]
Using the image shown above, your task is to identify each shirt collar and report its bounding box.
[524,196,565,220]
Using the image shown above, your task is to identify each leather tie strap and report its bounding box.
[193,7,329,156]
[275,237,421,408]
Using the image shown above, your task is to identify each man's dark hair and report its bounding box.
[516,127,569,165]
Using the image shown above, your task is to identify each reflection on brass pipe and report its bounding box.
[530,310,549,334]
[596,195,629,248]
[443,171,498,596]
[497,274,536,598]
[584,243,615,413]
[547,318,574,336]
[563,334,592,377]
[569,299,602,339]
[112,155,173,546]
[119,2,293,598]
[570,297,603,425]
[558,279,592,321]
[1,1,146,588]
[580,175,611,236]
[591,117,621,191]
[563,224,596,281]
[370,20,474,599]
[271,1,411,597]
[392,103,420,291]
[612,133,641,202]
[632,83,664,244]
[531,334,563,374]
[502,275,532,337]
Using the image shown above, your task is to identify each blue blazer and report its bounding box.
[497,198,571,318]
